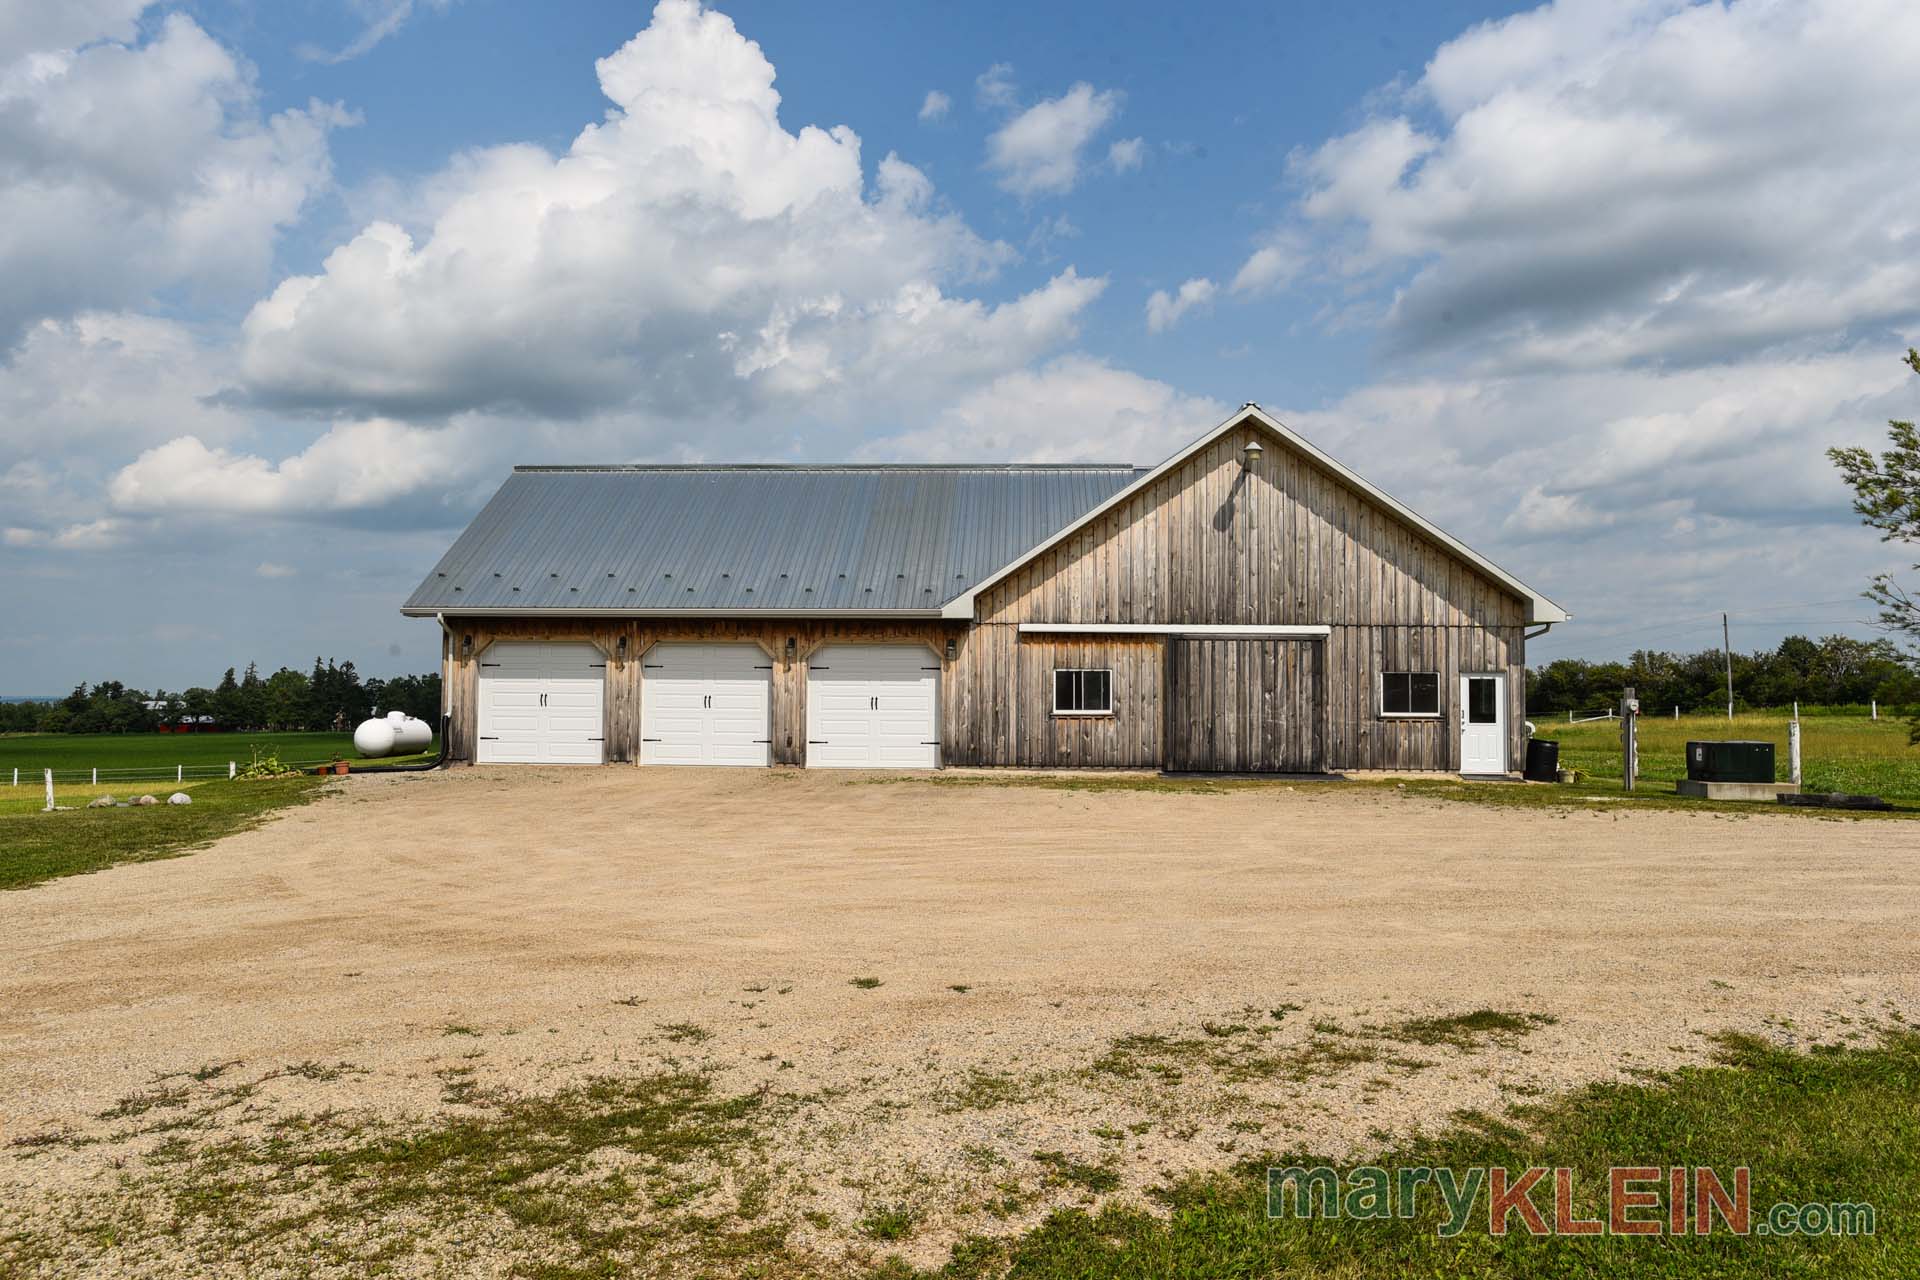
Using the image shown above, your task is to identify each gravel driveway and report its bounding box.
[2,768,1914,1274]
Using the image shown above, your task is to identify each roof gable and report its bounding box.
[944,406,1569,626]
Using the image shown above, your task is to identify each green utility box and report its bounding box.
[1686,740,1775,784]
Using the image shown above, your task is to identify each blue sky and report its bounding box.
[2,0,1917,694]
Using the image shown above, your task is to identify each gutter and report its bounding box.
[400,606,952,620]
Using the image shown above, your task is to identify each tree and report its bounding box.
[1828,347,1920,741]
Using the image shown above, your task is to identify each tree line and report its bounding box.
[0,659,441,735]
[1527,633,1918,716]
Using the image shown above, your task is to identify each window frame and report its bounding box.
[1052,667,1114,717]
[1379,670,1442,719]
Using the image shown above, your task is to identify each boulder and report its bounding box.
[135,795,159,806]
[167,792,192,805]
[86,795,116,809]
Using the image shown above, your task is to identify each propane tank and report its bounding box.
[353,716,397,757]
[387,710,433,752]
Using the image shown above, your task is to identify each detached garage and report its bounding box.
[409,406,1568,775]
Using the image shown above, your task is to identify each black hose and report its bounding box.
[345,714,452,774]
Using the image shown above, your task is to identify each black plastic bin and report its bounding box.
[1523,738,1560,782]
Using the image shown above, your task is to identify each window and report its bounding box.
[1053,668,1113,716]
[1381,671,1440,717]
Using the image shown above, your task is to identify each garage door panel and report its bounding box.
[477,642,605,765]
[805,645,939,769]
[640,642,771,767]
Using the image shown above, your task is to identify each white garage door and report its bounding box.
[806,644,940,769]
[476,641,606,764]
[640,642,772,766]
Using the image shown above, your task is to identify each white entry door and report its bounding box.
[476,641,606,764]
[806,644,940,769]
[1459,673,1507,774]
[640,642,772,766]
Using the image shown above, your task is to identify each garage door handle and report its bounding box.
[642,664,664,670]
[808,739,829,745]
[754,664,773,670]
[922,741,941,745]
[480,663,501,668]
[479,735,499,740]
[754,739,771,744]
[642,737,662,742]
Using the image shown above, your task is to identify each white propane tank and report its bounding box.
[387,711,433,753]
[354,717,397,758]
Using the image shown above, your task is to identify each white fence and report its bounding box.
[9,756,364,787]
[1567,708,1617,724]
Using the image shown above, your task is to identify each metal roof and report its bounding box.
[401,464,1148,616]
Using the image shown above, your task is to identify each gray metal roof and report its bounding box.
[402,464,1148,616]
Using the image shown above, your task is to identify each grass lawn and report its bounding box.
[879,1031,1918,1279]
[1539,711,1919,802]
[0,776,327,890]
[42,1030,1913,1277]
[0,730,437,781]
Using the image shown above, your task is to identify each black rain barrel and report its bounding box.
[1523,738,1560,782]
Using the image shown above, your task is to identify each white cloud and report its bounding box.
[0,10,347,348]
[3,527,43,548]
[237,0,1098,429]
[1145,277,1217,334]
[109,419,483,517]
[1107,136,1144,172]
[917,89,950,122]
[297,0,458,65]
[255,561,297,578]
[0,0,146,62]
[1292,0,1920,369]
[50,518,130,550]
[973,62,1017,111]
[1229,239,1306,295]
[864,355,1228,464]
[984,82,1122,198]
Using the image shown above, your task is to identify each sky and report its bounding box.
[2,0,1918,695]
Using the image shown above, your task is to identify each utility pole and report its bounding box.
[1722,612,1734,723]
[1621,686,1639,792]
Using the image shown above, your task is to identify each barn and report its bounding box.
[403,406,1567,774]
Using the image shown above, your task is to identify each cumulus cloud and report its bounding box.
[983,81,1123,198]
[109,420,484,517]
[1229,234,1307,296]
[1293,0,1920,369]
[0,9,347,349]
[1145,278,1217,333]
[864,355,1228,463]
[1107,136,1144,172]
[917,89,950,122]
[255,561,297,578]
[238,0,1099,429]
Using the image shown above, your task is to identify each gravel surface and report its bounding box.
[1,767,1914,1275]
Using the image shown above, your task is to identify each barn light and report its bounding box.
[616,635,628,660]
[461,634,473,657]
[946,638,957,661]
[785,636,796,658]
[1241,439,1264,469]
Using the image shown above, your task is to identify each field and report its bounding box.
[1,767,1914,1277]
[0,729,439,783]
[1542,710,1920,802]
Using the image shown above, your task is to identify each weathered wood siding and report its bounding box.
[442,618,958,765]
[957,428,1532,771]
[1165,638,1324,772]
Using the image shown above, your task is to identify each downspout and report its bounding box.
[1524,623,1554,641]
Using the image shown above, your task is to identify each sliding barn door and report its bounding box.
[1165,638,1325,773]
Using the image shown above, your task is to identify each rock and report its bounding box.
[86,795,116,808]
[167,792,192,805]
[135,795,159,806]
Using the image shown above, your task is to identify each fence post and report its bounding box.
[91,767,97,786]
[1620,687,1638,792]
[44,769,53,812]
[229,760,237,779]
[177,764,183,783]
[1788,720,1802,787]
[1872,700,1878,721]
[1673,706,1678,720]
[11,767,15,787]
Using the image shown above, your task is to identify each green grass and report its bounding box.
[0,776,327,890]
[886,1031,1920,1278]
[0,730,438,778]
[1545,711,1919,801]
